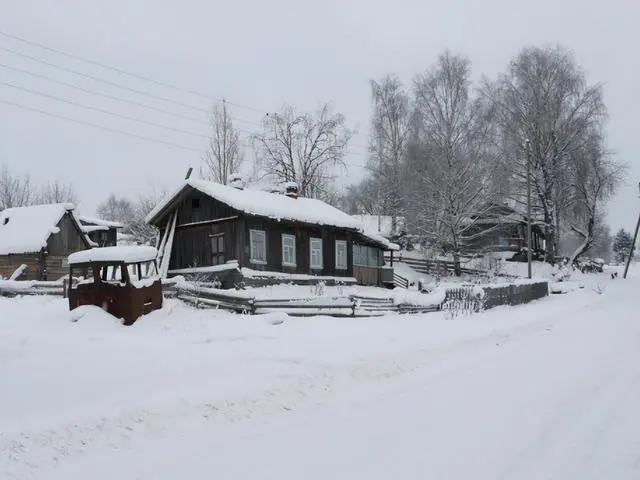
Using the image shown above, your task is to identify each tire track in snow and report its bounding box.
[0,314,562,478]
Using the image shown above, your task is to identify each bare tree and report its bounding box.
[128,194,161,245]
[200,100,243,185]
[0,164,33,210]
[97,193,161,245]
[483,45,606,262]
[566,130,623,265]
[252,103,353,200]
[368,75,411,232]
[36,180,78,205]
[407,51,500,275]
[97,194,135,223]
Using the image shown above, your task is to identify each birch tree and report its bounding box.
[368,75,411,232]
[565,129,623,265]
[253,103,352,199]
[200,100,243,185]
[483,45,606,262]
[407,51,500,275]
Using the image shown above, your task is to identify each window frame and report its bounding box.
[309,237,323,270]
[249,229,267,264]
[335,240,348,270]
[281,234,297,267]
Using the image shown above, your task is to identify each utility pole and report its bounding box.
[623,181,640,279]
[526,139,532,279]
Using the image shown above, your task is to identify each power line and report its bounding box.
[0,54,264,128]
[0,29,269,115]
[0,98,203,152]
[0,62,210,125]
[0,46,256,129]
[0,80,212,139]
[0,46,215,113]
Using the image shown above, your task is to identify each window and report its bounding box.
[210,233,225,265]
[353,244,379,267]
[353,244,365,266]
[281,234,296,267]
[250,229,267,264]
[310,238,323,269]
[335,240,347,270]
[191,198,200,209]
[368,246,380,266]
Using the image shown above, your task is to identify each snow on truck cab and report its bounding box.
[67,246,163,325]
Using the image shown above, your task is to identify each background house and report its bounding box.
[146,179,398,288]
[0,203,94,280]
[461,204,546,258]
[77,216,123,247]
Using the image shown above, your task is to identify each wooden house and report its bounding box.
[145,179,399,288]
[462,204,546,258]
[78,216,124,247]
[0,203,95,281]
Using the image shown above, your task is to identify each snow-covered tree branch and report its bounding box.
[406,51,501,275]
[252,103,353,200]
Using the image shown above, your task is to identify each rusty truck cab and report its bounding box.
[67,246,162,325]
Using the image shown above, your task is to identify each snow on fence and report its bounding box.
[1,275,548,318]
[443,281,548,316]
[0,278,72,297]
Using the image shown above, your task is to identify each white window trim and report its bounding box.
[310,237,323,269]
[249,229,267,264]
[281,234,297,267]
[335,240,348,270]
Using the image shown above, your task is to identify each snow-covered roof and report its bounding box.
[0,203,91,255]
[68,246,158,265]
[351,215,405,237]
[358,231,400,251]
[77,215,124,229]
[146,179,363,230]
[80,225,110,233]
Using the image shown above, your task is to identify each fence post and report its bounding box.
[351,296,357,317]
[249,298,256,315]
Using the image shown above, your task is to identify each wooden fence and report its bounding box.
[1,277,547,318]
[444,281,548,313]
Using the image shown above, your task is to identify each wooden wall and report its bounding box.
[48,213,90,256]
[169,217,243,270]
[86,228,118,247]
[176,190,236,225]
[244,216,354,277]
[0,253,41,280]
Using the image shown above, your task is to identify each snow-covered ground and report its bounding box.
[1,267,638,479]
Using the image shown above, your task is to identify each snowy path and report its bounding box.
[1,274,639,479]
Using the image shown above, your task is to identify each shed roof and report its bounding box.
[68,246,158,265]
[77,215,124,229]
[0,203,92,255]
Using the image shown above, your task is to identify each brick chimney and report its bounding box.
[284,182,298,199]
[229,173,243,190]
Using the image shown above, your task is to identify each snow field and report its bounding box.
[0,266,636,478]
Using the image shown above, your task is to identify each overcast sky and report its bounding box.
[1,0,638,232]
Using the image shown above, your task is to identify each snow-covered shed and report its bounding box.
[145,178,398,287]
[0,203,94,281]
[77,215,124,247]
